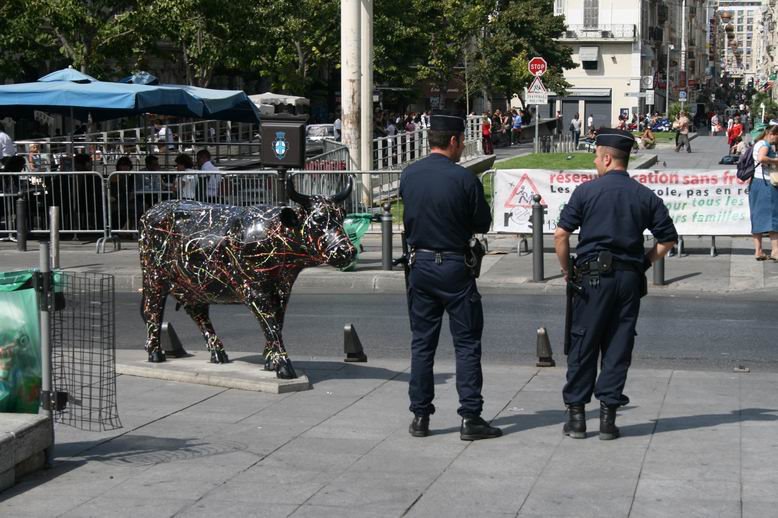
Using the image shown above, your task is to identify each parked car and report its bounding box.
[306,124,336,142]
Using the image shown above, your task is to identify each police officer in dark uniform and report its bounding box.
[399,113,501,441]
[554,128,678,440]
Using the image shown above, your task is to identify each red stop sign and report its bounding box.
[528,57,547,77]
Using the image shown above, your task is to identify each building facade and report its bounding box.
[554,0,710,127]
[716,0,765,82]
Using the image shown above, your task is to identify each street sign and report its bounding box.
[679,90,687,102]
[528,57,547,77]
[624,92,646,97]
[526,91,549,105]
[640,75,654,89]
[528,76,547,94]
[645,89,655,105]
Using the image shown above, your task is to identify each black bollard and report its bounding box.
[382,202,393,271]
[653,257,665,286]
[161,322,189,358]
[16,198,28,252]
[536,327,555,367]
[344,323,367,362]
[532,195,544,282]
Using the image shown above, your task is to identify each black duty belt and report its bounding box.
[578,258,642,276]
[414,248,465,256]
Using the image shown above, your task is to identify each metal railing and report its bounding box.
[372,115,483,170]
[534,134,589,153]
[560,24,637,40]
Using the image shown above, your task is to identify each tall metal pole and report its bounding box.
[39,242,54,466]
[666,45,674,117]
[680,0,687,112]
[342,0,362,171]
[360,0,374,208]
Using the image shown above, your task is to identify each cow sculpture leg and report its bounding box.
[246,298,297,379]
[182,303,229,364]
[141,283,169,363]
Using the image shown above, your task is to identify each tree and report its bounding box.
[251,0,341,93]
[469,0,575,104]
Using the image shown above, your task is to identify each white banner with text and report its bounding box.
[493,169,752,235]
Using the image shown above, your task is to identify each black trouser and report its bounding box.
[564,269,641,407]
[408,252,484,418]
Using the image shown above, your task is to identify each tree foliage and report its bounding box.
[0,0,575,104]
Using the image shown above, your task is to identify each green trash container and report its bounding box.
[341,213,374,272]
[0,270,42,414]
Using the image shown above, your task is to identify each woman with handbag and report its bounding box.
[748,125,778,260]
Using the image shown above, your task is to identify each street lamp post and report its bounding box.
[666,44,674,117]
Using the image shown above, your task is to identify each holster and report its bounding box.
[465,237,486,278]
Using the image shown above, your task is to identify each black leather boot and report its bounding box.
[599,401,620,440]
[460,416,502,441]
[409,415,430,437]
[563,404,586,439]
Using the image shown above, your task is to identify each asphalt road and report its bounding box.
[117,291,778,372]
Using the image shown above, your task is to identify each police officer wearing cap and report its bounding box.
[399,113,501,441]
[554,128,678,440]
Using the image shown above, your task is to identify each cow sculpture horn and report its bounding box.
[287,176,311,206]
[330,177,353,203]
[286,175,353,205]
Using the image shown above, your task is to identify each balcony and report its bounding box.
[559,24,637,42]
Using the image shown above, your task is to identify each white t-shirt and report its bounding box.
[753,140,772,180]
[587,116,593,128]
[158,126,175,149]
[570,118,581,132]
[200,160,221,197]
[0,131,15,158]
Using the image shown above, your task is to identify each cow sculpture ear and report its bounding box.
[279,207,300,229]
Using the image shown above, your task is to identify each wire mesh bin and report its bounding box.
[51,271,121,431]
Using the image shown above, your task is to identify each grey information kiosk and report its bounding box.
[260,119,306,205]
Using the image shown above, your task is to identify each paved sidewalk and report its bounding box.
[1,357,776,517]
[1,234,777,295]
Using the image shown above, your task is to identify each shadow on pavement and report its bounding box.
[620,407,778,437]
[665,272,702,284]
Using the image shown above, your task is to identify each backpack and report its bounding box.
[736,143,756,181]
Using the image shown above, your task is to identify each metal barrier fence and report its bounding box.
[1,171,107,236]
[1,167,490,239]
[533,134,585,154]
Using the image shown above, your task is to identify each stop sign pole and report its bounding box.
[528,57,547,153]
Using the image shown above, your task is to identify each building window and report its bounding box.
[584,0,599,29]
[554,0,564,16]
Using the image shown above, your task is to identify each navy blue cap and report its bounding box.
[595,128,636,153]
[430,113,465,132]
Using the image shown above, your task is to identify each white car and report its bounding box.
[306,124,336,142]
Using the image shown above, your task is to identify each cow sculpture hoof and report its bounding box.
[263,357,274,371]
[276,360,298,380]
[148,350,166,363]
[210,349,229,364]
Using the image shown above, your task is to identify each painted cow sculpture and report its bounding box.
[138,176,356,379]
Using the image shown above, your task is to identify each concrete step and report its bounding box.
[0,413,52,493]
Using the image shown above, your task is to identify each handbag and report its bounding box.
[770,171,778,187]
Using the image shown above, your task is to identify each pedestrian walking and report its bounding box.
[570,113,582,148]
[554,128,678,440]
[675,111,692,152]
[748,125,778,261]
[399,113,500,441]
